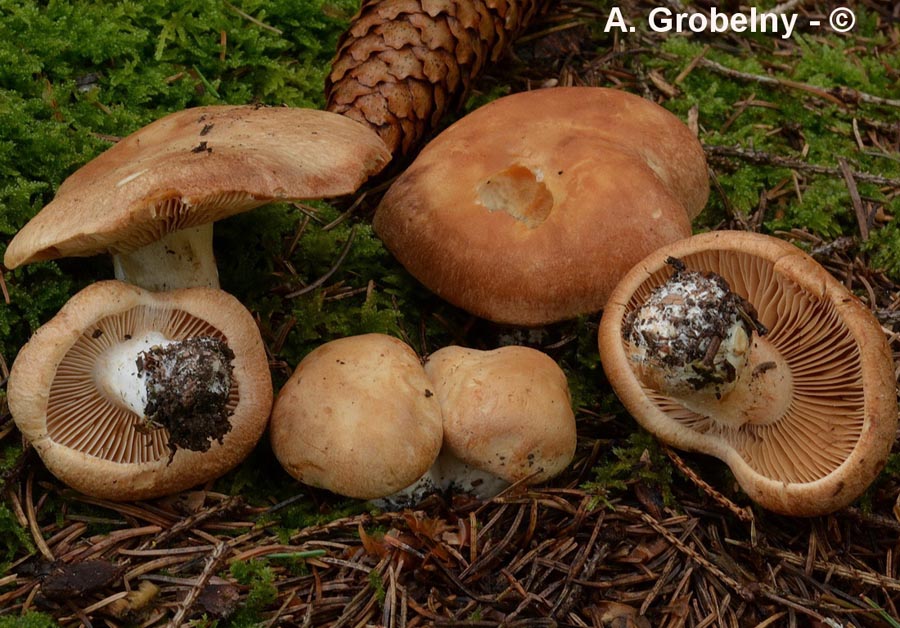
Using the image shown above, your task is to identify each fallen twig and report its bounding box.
[166,541,229,628]
[838,157,871,240]
[704,144,900,187]
[698,58,900,108]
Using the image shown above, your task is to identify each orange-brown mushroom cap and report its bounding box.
[7,280,273,501]
[373,87,708,326]
[598,231,898,516]
[270,334,443,500]
[424,345,577,488]
[4,106,391,289]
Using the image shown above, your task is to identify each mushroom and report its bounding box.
[598,231,897,516]
[422,345,577,498]
[7,280,272,500]
[373,86,708,326]
[4,105,391,291]
[270,333,443,500]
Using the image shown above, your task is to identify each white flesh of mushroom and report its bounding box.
[93,331,176,417]
[437,449,510,499]
[112,224,219,291]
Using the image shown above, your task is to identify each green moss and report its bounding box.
[368,570,386,606]
[186,616,218,628]
[865,217,900,278]
[265,497,369,534]
[0,501,34,568]
[767,178,860,238]
[0,613,59,628]
[793,36,883,91]
[228,560,278,627]
[583,430,674,508]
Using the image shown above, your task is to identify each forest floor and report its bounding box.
[1,0,899,626]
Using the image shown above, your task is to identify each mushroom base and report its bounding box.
[94,332,237,457]
[139,337,236,455]
[655,320,793,429]
[376,448,512,510]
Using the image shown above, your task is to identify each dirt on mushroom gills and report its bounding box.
[135,337,236,457]
[623,258,767,395]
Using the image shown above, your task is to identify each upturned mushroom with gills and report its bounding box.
[7,281,272,500]
[621,256,776,427]
[598,231,898,516]
[3,105,391,291]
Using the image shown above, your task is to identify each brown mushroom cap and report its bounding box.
[424,345,577,486]
[598,231,898,516]
[270,334,443,500]
[4,105,391,270]
[7,280,272,501]
[373,87,708,325]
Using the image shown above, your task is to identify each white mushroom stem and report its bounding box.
[94,332,176,416]
[372,462,444,511]
[625,263,794,428]
[375,448,511,510]
[438,449,510,499]
[112,224,219,291]
[667,336,793,428]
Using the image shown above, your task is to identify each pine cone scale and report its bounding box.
[326,0,551,156]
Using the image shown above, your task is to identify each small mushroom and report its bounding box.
[373,87,708,325]
[598,231,897,516]
[4,105,391,291]
[270,334,443,500]
[423,345,577,498]
[8,280,272,500]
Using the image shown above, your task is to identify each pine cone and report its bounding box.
[325,0,549,157]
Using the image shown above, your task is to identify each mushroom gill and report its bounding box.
[120,191,268,253]
[111,191,269,290]
[46,305,239,465]
[627,249,865,485]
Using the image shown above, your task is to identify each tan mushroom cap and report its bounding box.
[424,345,577,485]
[598,231,898,516]
[7,280,272,501]
[373,87,708,326]
[270,334,443,500]
[4,105,391,268]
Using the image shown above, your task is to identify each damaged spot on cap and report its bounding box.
[477,164,554,228]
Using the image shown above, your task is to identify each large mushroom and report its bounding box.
[4,105,391,291]
[373,86,709,326]
[7,280,272,500]
[598,231,897,516]
[270,334,443,500]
